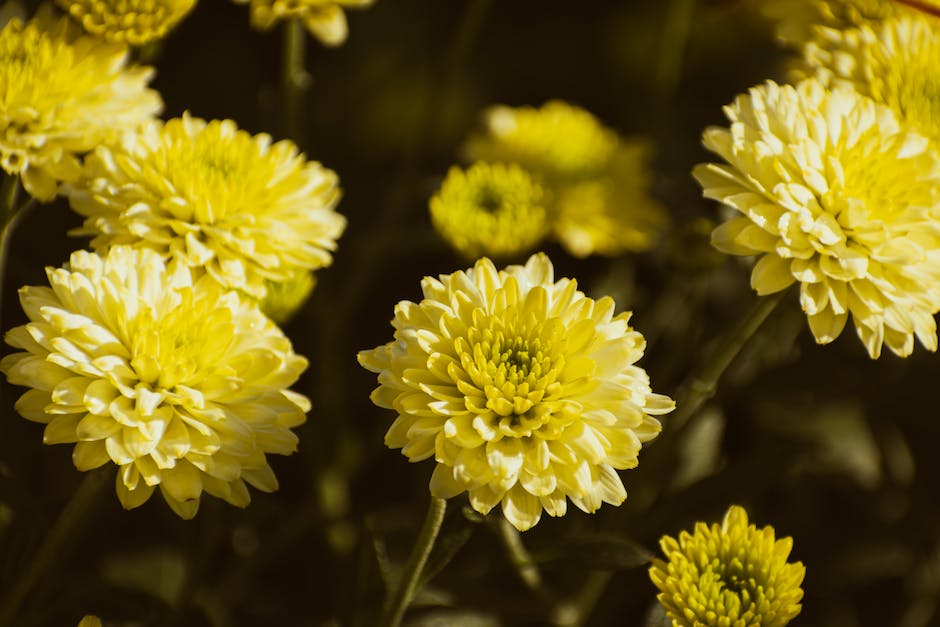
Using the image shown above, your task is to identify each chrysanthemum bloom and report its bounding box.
[754,0,899,46]
[261,269,316,324]
[0,9,161,201]
[649,505,806,627]
[802,12,940,142]
[56,0,197,46]
[695,79,940,359]
[232,0,375,46]
[464,101,666,258]
[78,617,102,627]
[358,253,674,531]
[67,113,345,299]
[430,162,549,260]
[0,246,310,518]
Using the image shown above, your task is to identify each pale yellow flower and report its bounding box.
[67,113,345,299]
[430,162,549,260]
[802,11,940,142]
[77,617,103,627]
[649,505,806,627]
[695,79,940,359]
[0,8,161,200]
[464,101,666,257]
[56,0,197,45]
[358,253,674,531]
[1,246,310,519]
[233,0,374,46]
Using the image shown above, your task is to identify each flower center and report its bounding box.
[459,311,565,424]
[130,290,235,390]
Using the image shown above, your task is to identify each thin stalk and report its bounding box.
[0,174,23,413]
[497,517,544,594]
[653,0,696,110]
[0,468,109,627]
[377,497,447,627]
[281,19,311,142]
[667,290,787,437]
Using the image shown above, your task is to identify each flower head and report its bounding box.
[695,79,940,358]
[649,505,806,627]
[464,101,666,257]
[430,162,549,260]
[0,9,161,200]
[358,253,674,531]
[802,12,940,142]
[0,246,310,518]
[56,0,197,45]
[754,0,899,46]
[233,0,375,46]
[67,113,345,299]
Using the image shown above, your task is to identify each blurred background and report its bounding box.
[3,0,940,625]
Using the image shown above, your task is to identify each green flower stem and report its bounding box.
[0,173,22,412]
[497,517,544,593]
[0,468,109,627]
[667,289,787,437]
[653,0,696,110]
[377,497,447,627]
[281,18,311,142]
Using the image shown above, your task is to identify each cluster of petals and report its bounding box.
[67,113,345,299]
[695,79,940,358]
[0,8,161,200]
[56,0,197,45]
[802,10,940,143]
[0,247,311,518]
[754,0,899,47]
[358,253,674,531]
[463,101,666,258]
[233,0,375,46]
[649,505,806,627]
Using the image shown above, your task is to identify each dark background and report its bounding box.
[3,1,940,625]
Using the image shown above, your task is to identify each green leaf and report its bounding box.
[537,532,654,571]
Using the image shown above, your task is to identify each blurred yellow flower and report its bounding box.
[77,617,102,627]
[68,113,345,299]
[755,0,898,45]
[695,79,940,359]
[649,505,805,627]
[430,162,549,260]
[56,0,197,45]
[1,247,310,519]
[358,253,674,531]
[261,269,316,324]
[0,8,161,200]
[464,101,666,258]
[233,0,375,46]
[802,12,940,142]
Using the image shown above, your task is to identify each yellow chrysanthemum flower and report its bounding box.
[358,253,674,531]
[430,162,549,260]
[649,505,805,627]
[695,79,940,359]
[56,0,197,45]
[67,113,345,299]
[0,9,161,200]
[0,246,311,519]
[464,101,666,258]
[802,12,940,143]
[232,0,375,46]
[261,269,316,324]
[77,617,102,627]
[754,0,899,46]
